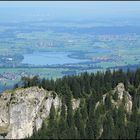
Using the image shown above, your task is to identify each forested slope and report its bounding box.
[17,68,140,139]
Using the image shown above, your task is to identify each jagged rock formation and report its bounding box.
[0,87,79,139]
[95,83,132,113]
[95,83,133,138]
[0,83,132,139]
[72,98,80,110]
[114,83,132,112]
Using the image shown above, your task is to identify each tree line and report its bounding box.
[17,68,140,139]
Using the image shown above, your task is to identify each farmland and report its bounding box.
[0,20,140,91]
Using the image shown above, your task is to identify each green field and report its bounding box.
[0,21,140,91]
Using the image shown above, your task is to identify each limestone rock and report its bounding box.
[95,83,132,113]
[115,82,125,100]
[114,83,132,112]
[95,83,133,139]
[0,87,61,139]
[72,98,80,110]
[0,86,79,139]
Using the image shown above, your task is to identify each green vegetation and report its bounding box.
[1,22,140,92]
[0,20,140,139]
[20,68,140,139]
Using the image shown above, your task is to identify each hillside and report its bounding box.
[0,69,140,139]
[28,82,139,139]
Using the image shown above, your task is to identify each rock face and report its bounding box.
[72,98,80,110]
[95,83,132,113]
[0,87,80,139]
[0,87,61,139]
[116,83,125,100]
[95,83,133,139]
[115,83,132,112]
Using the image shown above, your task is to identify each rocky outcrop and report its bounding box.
[0,87,80,139]
[95,83,132,113]
[0,87,53,139]
[95,83,133,139]
[0,83,131,139]
[114,83,132,112]
[72,98,80,110]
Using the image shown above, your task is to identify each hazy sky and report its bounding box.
[0,1,140,22]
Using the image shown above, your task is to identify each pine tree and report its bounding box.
[85,118,94,139]
[74,108,86,139]
[71,79,81,98]
[116,105,127,139]
[104,93,112,110]
[61,96,66,119]
[80,99,88,122]
[41,78,46,89]
[45,103,58,139]
[101,112,115,139]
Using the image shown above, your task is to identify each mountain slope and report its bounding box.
[94,83,133,138]
[0,87,61,139]
[0,70,140,139]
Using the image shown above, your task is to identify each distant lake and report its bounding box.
[22,52,88,66]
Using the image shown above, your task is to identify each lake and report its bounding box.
[22,52,89,66]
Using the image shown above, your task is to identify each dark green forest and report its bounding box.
[17,68,140,139]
